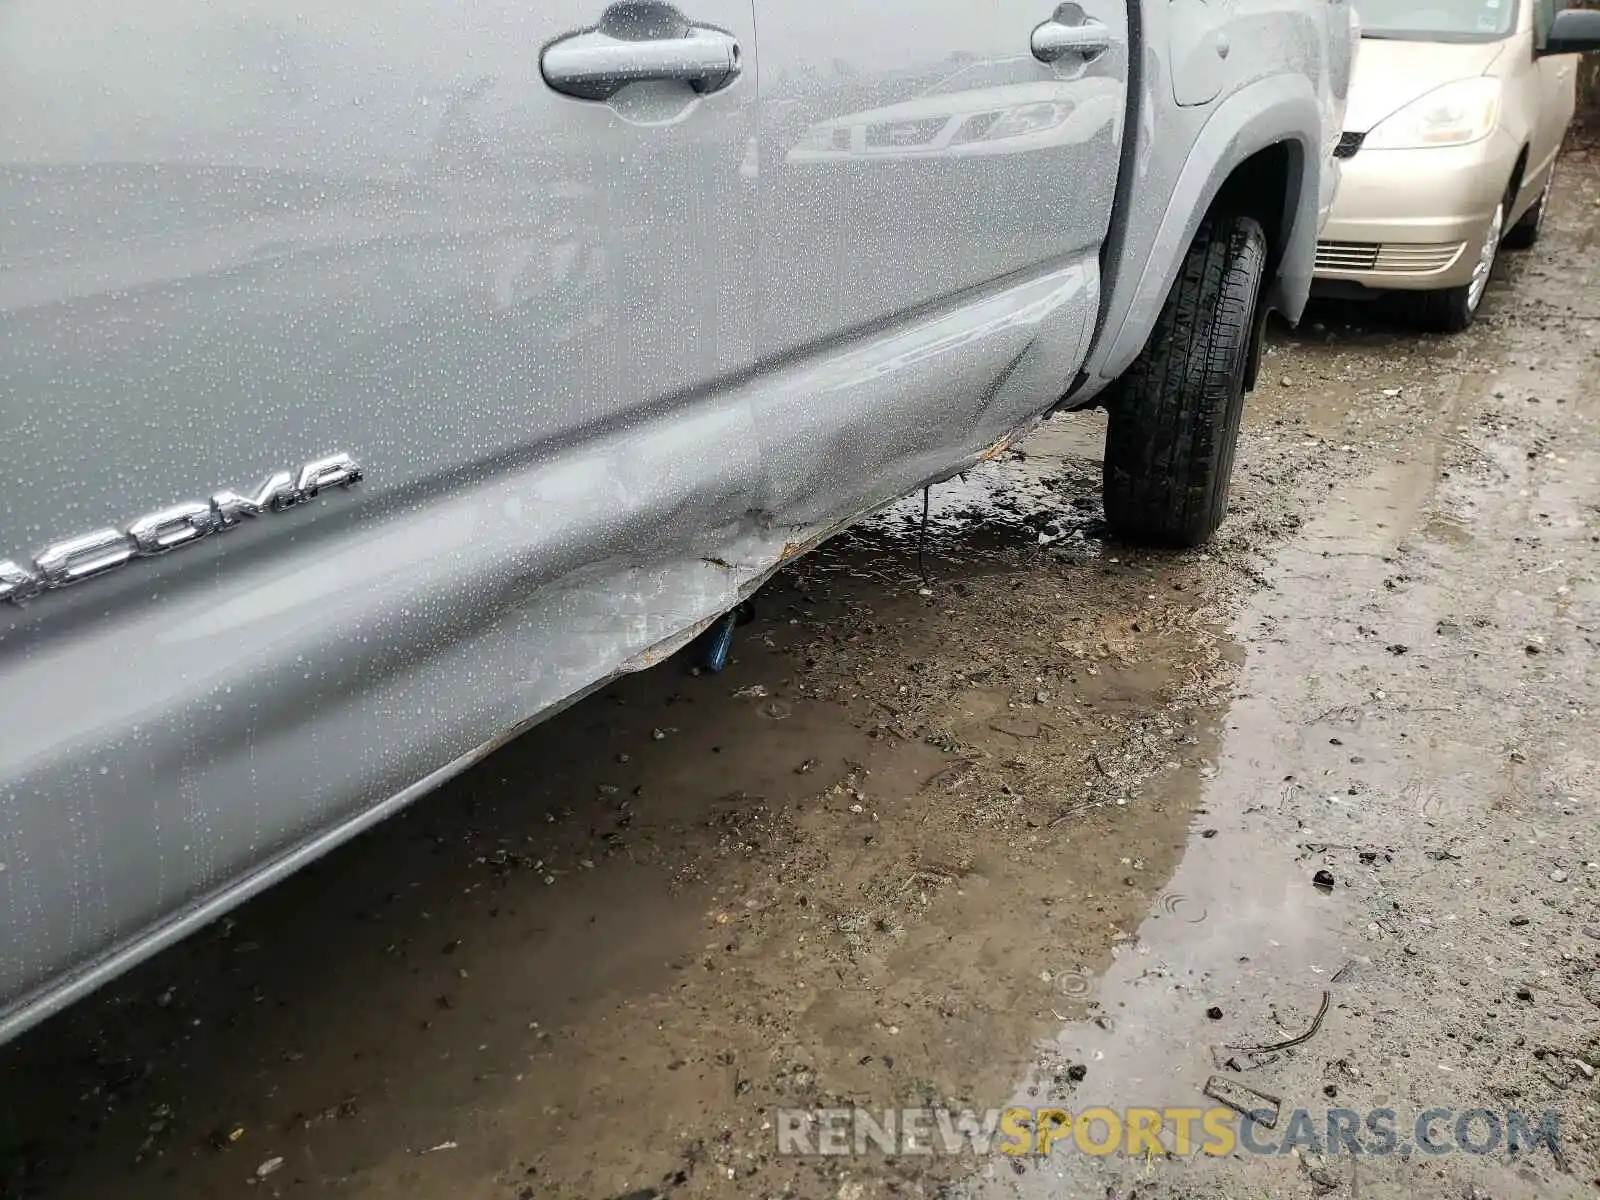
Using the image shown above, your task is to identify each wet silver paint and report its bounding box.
[1078,0,1353,391]
[0,0,1349,1038]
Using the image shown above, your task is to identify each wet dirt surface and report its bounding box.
[3,155,1600,1200]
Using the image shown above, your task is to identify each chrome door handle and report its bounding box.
[1031,16,1111,62]
[542,24,741,101]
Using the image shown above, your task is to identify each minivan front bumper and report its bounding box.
[1313,130,1518,292]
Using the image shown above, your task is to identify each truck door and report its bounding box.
[747,0,1128,520]
[0,0,758,1032]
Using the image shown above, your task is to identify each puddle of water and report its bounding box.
[856,414,1110,570]
[1421,510,1476,546]
[965,429,1464,1198]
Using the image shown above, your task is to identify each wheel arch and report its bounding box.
[1211,141,1302,390]
[1506,142,1531,218]
[1079,73,1328,391]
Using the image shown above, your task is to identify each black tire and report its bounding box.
[1410,284,1477,334]
[1409,198,1505,334]
[1502,170,1550,251]
[1102,213,1266,548]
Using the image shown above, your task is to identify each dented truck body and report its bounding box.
[0,0,1348,1038]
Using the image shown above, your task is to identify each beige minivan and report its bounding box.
[1315,0,1600,330]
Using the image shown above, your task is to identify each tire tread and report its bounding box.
[1102,214,1267,547]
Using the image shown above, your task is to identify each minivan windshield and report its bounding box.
[1356,0,1515,40]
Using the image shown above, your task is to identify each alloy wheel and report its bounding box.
[1466,202,1504,313]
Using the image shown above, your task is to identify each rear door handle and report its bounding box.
[542,21,741,101]
[1032,7,1112,62]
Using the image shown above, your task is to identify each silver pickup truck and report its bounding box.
[0,0,1353,1039]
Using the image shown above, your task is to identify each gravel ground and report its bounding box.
[1,154,1598,1200]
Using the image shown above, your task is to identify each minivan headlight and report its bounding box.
[1364,77,1501,149]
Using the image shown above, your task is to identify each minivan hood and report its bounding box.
[1343,38,1506,133]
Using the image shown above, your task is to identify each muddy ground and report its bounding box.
[3,156,1600,1200]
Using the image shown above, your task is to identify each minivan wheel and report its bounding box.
[1502,167,1551,250]
[1411,200,1504,333]
[1102,212,1266,548]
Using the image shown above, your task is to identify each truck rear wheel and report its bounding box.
[1102,212,1266,548]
